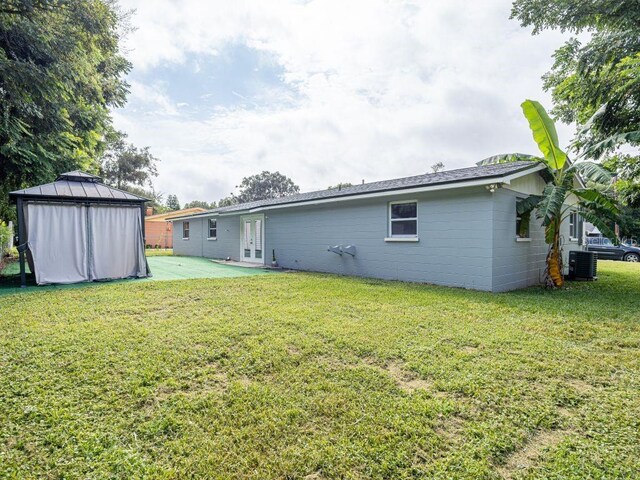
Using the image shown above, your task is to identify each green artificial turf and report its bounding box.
[145,256,272,281]
[0,256,271,296]
[0,261,638,479]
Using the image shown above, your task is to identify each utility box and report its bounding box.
[568,251,597,281]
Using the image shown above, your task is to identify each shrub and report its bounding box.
[0,221,13,272]
[0,221,12,257]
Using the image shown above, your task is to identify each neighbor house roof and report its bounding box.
[145,207,207,222]
[170,160,544,221]
[9,171,149,203]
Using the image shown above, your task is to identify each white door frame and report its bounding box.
[239,214,265,264]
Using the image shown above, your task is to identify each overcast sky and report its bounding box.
[114,0,573,204]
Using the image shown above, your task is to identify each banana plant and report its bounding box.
[480,100,619,288]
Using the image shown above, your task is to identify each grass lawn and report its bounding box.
[145,248,173,257]
[0,262,639,479]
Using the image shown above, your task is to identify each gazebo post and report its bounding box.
[140,202,146,245]
[16,198,26,288]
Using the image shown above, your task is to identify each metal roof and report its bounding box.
[57,171,103,182]
[173,160,542,220]
[9,171,149,203]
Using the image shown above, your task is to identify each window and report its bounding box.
[569,212,578,240]
[182,221,190,240]
[255,219,263,259]
[208,219,217,239]
[388,201,418,239]
[516,198,530,240]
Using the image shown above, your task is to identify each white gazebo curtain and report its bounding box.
[26,203,148,285]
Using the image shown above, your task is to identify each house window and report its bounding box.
[569,212,578,240]
[182,221,190,240]
[388,201,418,238]
[516,198,531,240]
[208,219,217,239]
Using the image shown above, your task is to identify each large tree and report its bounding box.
[233,171,300,203]
[100,130,158,190]
[511,0,639,159]
[122,185,167,215]
[165,194,180,211]
[0,0,131,220]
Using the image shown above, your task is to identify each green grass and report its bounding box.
[0,262,639,479]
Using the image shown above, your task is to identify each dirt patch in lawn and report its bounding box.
[383,360,432,393]
[566,378,594,394]
[433,414,466,443]
[497,429,570,479]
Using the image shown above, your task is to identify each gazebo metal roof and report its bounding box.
[9,171,149,203]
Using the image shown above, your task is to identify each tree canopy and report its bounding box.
[511,0,640,158]
[0,0,131,220]
[220,171,300,205]
[165,194,181,211]
[235,171,300,203]
[183,200,217,210]
[100,130,158,190]
[122,185,167,214]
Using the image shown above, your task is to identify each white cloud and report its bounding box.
[114,0,573,203]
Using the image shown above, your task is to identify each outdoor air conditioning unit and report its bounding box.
[568,251,597,281]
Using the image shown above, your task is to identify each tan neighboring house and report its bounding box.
[145,207,206,248]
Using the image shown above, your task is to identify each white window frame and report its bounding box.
[385,200,419,242]
[569,211,578,241]
[182,221,190,240]
[207,218,217,240]
[515,197,531,242]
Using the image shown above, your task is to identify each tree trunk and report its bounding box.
[546,221,564,288]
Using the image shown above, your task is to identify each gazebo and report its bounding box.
[9,171,150,287]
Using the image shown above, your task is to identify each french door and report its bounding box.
[240,215,265,263]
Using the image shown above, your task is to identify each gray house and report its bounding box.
[171,161,583,292]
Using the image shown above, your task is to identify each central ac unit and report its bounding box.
[568,251,597,281]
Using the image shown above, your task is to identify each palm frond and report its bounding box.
[521,100,568,170]
[516,195,543,215]
[567,161,613,185]
[573,189,619,215]
[578,208,617,243]
[476,153,542,166]
[535,184,568,225]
